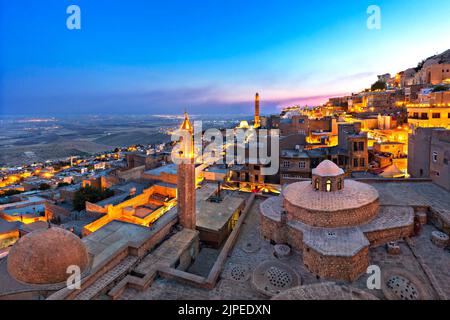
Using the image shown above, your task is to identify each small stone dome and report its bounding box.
[312,160,344,177]
[7,227,89,285]
[312,160,345,192]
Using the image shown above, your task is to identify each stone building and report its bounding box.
[280,148,311,184]
[415,63,450,85]
[279,115,334,137]
[409,127,450,190]
[125,152,160,170]
[407,103,450,130]
[338,123,368,172]
[260,160,415,281]
[430,129,450,190]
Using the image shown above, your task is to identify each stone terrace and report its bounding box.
[118,186,450,300]
[365,181,450,227]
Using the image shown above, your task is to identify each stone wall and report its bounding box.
[45,202,71,220]
[85,201,108,218]
[286,225,303,251]
[364,225,414,247]
[312,174,345,192]
[115,166,145,181]
[284,198,379,228]
[303,245,369,281]
[260,214,286,245]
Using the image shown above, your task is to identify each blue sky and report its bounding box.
[1,0,450,115]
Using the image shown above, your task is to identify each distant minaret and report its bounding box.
[177,112,196,230]
[254,93,261,128]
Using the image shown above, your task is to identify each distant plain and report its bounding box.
[0,114,244,166]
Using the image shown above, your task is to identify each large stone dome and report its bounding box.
[7,227,89,285]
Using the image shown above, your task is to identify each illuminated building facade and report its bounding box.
[407,104,450,129]
[415,64,450,85]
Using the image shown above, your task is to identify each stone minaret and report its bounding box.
[177,112,196,230]
[254,93,261,128]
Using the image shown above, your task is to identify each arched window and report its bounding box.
[326,179,332,192]
[337,179,342,190]
[314,179,320,191]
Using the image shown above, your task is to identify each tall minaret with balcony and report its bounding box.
[254,93,261,128]
[177,112,196,230]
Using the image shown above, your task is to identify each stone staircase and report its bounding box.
[74,256,138,300]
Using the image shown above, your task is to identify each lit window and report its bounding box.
[326,179,332,192]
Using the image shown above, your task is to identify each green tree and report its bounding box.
[371,80,386,91]
[57,182,70,188]
[73,186,114,211]
[0,189,23,197]
[432,85,449,92]
[39,183,52,191]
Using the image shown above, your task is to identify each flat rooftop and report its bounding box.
[281,150,309,158]
[144,164,177,176]
[83,220,153,270]
[82,207,178,270]
[196,194,246,232]
[363,180,450,225]
[0,220,20,234]
[2,204,45,217]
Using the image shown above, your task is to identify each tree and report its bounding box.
[57,182,70,188]
[39,183,52,191]
[0,189,23,197]
[73,186,114,211]
[371,80,386,91]
[432,85,449,92]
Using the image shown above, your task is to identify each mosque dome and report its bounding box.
[7,227,89,285]
[312,160,344,177]
[238,120,250,129]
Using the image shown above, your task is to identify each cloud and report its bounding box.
[1,83,349,116]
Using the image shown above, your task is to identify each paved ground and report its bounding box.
[120,192,450,300]
[187,248,219,277]
[367,182,450,224]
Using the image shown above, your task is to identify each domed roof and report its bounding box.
[312,160,344,177]
[7,227,89,285]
